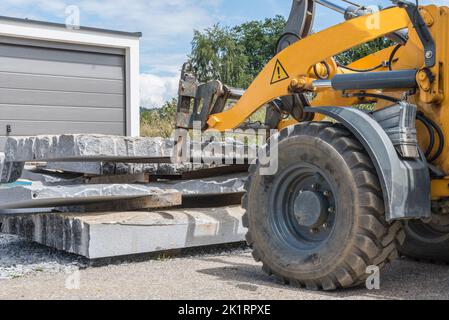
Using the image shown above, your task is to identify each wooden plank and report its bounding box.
[84,173,151,184]
[59,189,182,213]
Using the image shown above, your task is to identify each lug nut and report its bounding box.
[328,207,335,214]
[323,191,330,197]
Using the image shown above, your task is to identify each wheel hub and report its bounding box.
[270,163,337,250]
[294,191,329,228]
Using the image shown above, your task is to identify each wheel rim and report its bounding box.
[269,162,337,252]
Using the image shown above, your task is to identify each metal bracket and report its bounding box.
[394,0,436,67]
[277,0,315,52]
[189,81,225,130]
[176,62,199,129]
[175,64,246,131]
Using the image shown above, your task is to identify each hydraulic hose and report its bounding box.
[417,112,445,163]
[416,113,435,158]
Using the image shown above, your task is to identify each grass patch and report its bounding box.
[140,99,177,138]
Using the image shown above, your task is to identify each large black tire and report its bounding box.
[242,122,405,291]
[400,220,449,263]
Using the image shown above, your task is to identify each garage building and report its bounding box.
[0,16,141,150]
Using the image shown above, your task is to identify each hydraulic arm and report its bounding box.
[205,5,421,131]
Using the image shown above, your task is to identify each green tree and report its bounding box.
[190,16,286,88]
[190,25,249,88]
[233,15,286,81]
[336,38,395,65]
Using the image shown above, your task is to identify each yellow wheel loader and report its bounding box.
[175,0,449,290]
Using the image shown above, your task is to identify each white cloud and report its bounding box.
[140,73,179,109]
[141,53,187,75]
[0,0,222,73]
[0,0,222,45]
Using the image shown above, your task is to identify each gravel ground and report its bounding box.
[0,234,87,280]
[1,233,449,300]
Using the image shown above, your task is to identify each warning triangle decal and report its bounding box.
[270,60,289,85]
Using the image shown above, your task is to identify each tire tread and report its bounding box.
[243,122,404,291]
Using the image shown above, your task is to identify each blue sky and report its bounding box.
[0,0,446,107]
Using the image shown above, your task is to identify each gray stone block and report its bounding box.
[1,206,246,259]
[42,162,225,177]
[0,183,179,210]
[21,166,84,185]
[5,135,174,162]
[4,134,258,164]
[44,162,104,175]
[150,173,247,196]
[0,152,4,181]
[0,152,24,184]
[153,163,222,176]
[2,134,259,183]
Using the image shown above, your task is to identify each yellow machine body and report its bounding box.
[205,5,449,200]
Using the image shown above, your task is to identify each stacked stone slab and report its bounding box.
[1,134,258,183]
[1,152,24,184]
[4,135,173,162]
[42,162,227,176]
[149,173,246,196]
[0,134,253,260]
[0,173,245,210]
[4,134,257,162]
[0,183,181,210]
[1,135,171,183]
[1,206,246,259]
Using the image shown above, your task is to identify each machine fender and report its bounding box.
[305,106,431,221]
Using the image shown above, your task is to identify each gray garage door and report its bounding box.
[0,39,125,150]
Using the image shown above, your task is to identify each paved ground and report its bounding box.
[1,234,449,300]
